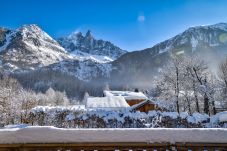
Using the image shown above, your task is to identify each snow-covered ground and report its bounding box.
[30,105,227,123]
[0,126,227,144]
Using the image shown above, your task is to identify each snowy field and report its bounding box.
[0,126,227,144]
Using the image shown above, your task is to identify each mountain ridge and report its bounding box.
[1,23,227,92]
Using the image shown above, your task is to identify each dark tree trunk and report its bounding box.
[211,100,217,115]
[195,99,200,113]
[175,66,180,113]
[187,99,192,115]
[193,81,200,113]
[204,94,209,114]
[176,96,180,113]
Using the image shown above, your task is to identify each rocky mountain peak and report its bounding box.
[68,31,83,40]
[18,24,54,42]
[20,24,41,31]
[85,30,93,38]
[0,24,69,70]
[58,30,127,61]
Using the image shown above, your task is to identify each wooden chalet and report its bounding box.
[131,99,158,113]
[103,90,159,112]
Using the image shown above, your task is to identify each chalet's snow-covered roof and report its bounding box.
[104,90,148,100]
[86,96,129,109]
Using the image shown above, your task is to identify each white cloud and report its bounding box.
[138,15,145,22]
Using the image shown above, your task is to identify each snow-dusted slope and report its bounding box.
[70,50,114,63]
[58,30,127,62]
[49,59,112,81]
[149,22,227,55]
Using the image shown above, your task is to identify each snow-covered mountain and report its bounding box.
[111,23,227,85]
[58,30,127,63]
[0,24,70,70]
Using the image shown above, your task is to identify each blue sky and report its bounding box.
[1,0,227,51]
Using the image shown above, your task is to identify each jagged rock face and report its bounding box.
[58,30,127,60]
[0,24,70,70]
[0,28,16,51]
[0,28,11,47]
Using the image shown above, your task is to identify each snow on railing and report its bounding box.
[0,127,227,150]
